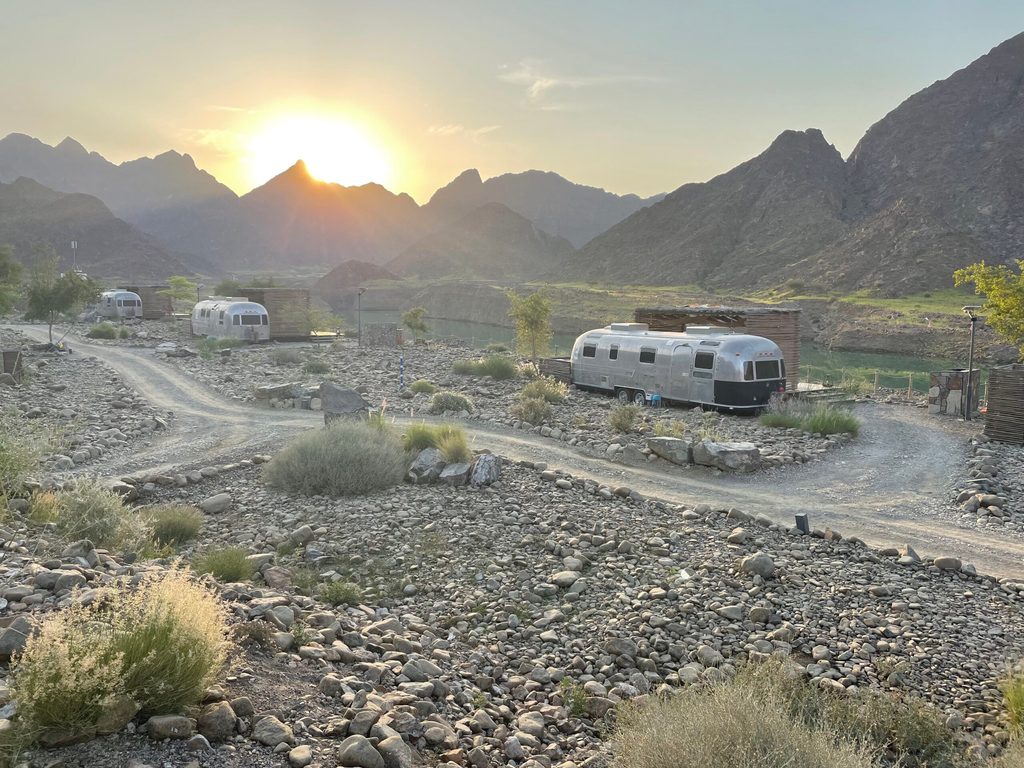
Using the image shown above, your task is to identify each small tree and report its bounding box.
[0,245,22,315]
[954,260,1024,355]
[158,276,198,310]
[507,289,552,363]
[24,250,101,342]
[214,276,275,296]
[402,306,429,340]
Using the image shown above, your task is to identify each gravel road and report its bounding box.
[12,324,1023,578]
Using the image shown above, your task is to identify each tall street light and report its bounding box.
[357,287,366,347]
[962,305,981,421]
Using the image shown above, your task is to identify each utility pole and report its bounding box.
[70,240,77,270]
[963,306,981,421]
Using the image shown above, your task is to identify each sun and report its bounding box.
[246,115,393,188]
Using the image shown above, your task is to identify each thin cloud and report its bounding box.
[428,124,501,141]
[499,59,663,110]
[206,105,255,114]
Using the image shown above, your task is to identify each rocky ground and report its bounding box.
[1,447,1023,768]
[137,336,850,472]
[952,434,1024,534]
[0,329,172,476]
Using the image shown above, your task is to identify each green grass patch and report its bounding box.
[510,397,552,426]
[302,359,330,375]
[760,400,860,436]
[401,422,464,452]
[1001,667,1024,736]
[428,391,474,414]
[409,379,437,394]
[610,404,640,433]
[519,377,567,403]
[142,504,202,546]
[193,547,253,582]
[437,430,472,464]
[452,355,517,380]
[318,581,362,606]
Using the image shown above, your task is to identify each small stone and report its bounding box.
[199,493,231,513]
[252,715,293,746]
[337,734,385,768]
[288,745,313,767]
[146,715,193,740]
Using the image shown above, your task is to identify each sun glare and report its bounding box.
[246,115,393,189]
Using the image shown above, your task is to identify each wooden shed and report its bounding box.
[241,288,312,341]
[123,285,173,319]
[635,305,801,389]
[984,364,1024,444]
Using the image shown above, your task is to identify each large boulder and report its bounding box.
[646,436,692,465]
[439,463,471,487]
[408,448,445,484]
[255,382,303,400]
[470,454,502,485]
[692,439,761,472]
[319,382,369,424]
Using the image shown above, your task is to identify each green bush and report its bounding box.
[143,504,202,546]
[55,480,127,546]
[1002,667,1024,736]
[452,356,517,380]
[12,566,227,745]
[118,327,131,340]
[803,405,860,436]
[610,404,640,433]
[270,348,304,366]
[616,670,874,768]
[263,420,408,496]
[437,430,472,464]
[318,581,362,606]
[519,377,567,403]
[196,337,245,358]
[86,322,117,339]
[0,412,40,502]
[401,422,463,452]
[409,379,437,394]
[303,359,330,375]
[485,342,510,353]
[429,391,474,414]
[193,547,253,582]
[511,397,552,426]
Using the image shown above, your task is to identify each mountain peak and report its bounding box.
[453,168,483,185]
[56,136,87,154]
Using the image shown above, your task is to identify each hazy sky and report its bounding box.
[4,1,1024,202]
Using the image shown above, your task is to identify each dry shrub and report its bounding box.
[616,677,874,768]
[511,397,552,426]
[609,404,640,433]
[519,377,567,403]
[264,420,408,496]
[437,430,472,464]
[193,547,253,582]
[402,422,463,452]
[12,566,228,744]
[26,491,61,524]
[428,391,474,415]
[409,379,437,394]
[270,347,304,365]
[55,480,127,546]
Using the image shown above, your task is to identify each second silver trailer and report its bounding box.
[570,323,785,410]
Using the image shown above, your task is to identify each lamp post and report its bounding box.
[962,305,981,421]
[357,287,366,347]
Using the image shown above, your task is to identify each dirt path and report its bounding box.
[11,324,1024,578]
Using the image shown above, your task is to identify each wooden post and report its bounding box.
[873,371,879,392]
[907,374,913,399]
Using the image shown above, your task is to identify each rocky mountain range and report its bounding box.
[388,201,575,280]
[0,177,188,279]
[569,32,1024,294]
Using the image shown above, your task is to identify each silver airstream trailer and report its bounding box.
[570,323,785,410]
[191,297,270,341]
[97,290,142,320]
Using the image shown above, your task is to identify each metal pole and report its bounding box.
[357,290,362,347]
[965,315,977,421]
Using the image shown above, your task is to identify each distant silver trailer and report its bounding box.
[190,297,270,341]
[97,290,142,320]
[571,323,786,410]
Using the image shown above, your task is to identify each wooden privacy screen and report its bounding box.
[985,364,1024,444]
[241,288,312,341]
[635,306,801,390]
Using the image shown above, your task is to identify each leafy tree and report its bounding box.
[506,289,552,363]
[158,276,198,309]
[0,245,22,315]
[401,306,429,340]
[24,249,101,342]
[954,260,1024,355]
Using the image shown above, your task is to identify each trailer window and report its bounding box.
[218,310,225,324]
[240,314,262,326]
[743,361,754,381]
[262,314,269,326]
[232,315,241,325]
[639,347,656,364]
[609,345,618,360]
[694,351,715,370]
[582,344,597,358]
[755,360,781,379]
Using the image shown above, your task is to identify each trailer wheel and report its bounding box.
[632,390,647,407]
[616,388,630,404]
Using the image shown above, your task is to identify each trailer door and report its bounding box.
[691,350,716,404]
[667,345,692,401]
